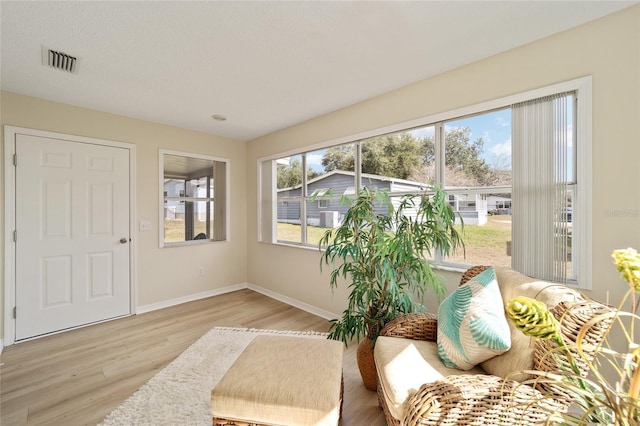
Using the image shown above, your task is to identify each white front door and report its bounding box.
[14,133,131,340]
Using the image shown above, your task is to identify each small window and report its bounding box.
[160,150,229,246]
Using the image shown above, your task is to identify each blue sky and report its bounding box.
[449,108,512,168]
[408,108,512,169]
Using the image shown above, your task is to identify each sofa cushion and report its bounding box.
[374,336,484,420]
[437,267,511,370]
[480,267,583,380]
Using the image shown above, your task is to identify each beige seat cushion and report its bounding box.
[211,335,343,426]
[374,336,484,420]
[480,267,583,380]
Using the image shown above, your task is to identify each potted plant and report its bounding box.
[319,186,464,390]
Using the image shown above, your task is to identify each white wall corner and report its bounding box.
[246,283,337,321]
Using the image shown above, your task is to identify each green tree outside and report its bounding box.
[277,159,320,189]
[285,126,497,187]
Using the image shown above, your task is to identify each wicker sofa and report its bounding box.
[374,266,613,425]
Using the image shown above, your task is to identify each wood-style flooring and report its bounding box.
[0,289,386,425]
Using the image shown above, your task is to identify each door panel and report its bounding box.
[88,252,114,299]
[15,134,131,340]
[41,255,72,307]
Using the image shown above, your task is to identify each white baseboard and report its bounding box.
[247,283,337,321]
[137,282,337,321]
[136,283,247,315]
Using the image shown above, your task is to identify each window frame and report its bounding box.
[258,76,592,288]
[159,149,231,248]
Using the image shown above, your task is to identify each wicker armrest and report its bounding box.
[379,312,438,342]
[459,265,490,286]
[402,374,565,426]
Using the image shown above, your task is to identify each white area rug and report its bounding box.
[100,327,328,426]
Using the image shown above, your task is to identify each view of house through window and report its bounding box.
[161,151,228,246]
[270,109,518,270]
[440,109,513,268]
[261,82,583,286]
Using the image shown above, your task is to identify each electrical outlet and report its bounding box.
[198,266,205,276]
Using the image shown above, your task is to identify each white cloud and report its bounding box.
[306,153,324,169]
[409,126,435,138]
[495,116,510,127]
[488,140,512,169]
[444,124,465,133]
[491,140,512,157]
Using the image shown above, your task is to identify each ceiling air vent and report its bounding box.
[42,46,78,73]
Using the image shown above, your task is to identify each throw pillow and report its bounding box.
[437,266,511,370]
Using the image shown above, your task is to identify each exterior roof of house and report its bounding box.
[277,169,429,193]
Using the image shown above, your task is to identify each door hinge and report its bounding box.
[13,307,16,319]
[13,230,17,242]
[13,154,17,166]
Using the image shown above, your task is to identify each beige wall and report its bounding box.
[0,91,248,341]
[246,6,640,314]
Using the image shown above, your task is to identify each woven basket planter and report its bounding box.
[357,337,377,391]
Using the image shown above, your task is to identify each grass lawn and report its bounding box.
[277,215,512,267]
[450,216,512,267]
[164,219,209,242]
[276,223,328,246]
[165,215,513,267]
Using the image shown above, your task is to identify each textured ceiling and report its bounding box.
[1,1,636,141]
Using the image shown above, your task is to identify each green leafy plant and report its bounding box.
[319,186,464,345]
[506,248,640,425]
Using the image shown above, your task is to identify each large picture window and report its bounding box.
[259,78,591,288]
[160,150,229,246]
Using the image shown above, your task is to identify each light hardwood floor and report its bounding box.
[0,289,387,425]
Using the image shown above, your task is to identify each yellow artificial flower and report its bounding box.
[506,296,559,340]
[612,248,640,293]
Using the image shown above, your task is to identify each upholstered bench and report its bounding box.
[211,334,344,426]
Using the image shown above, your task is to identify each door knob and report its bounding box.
[120,237,129,244]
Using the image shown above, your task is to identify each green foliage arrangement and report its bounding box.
[506,248,640,425]
[319,186,464,345]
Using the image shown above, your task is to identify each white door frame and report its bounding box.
[3,125,137,346]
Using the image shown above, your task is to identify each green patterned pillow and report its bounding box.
[437,267,511,370]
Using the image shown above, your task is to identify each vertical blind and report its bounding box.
[512,92,573,283]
